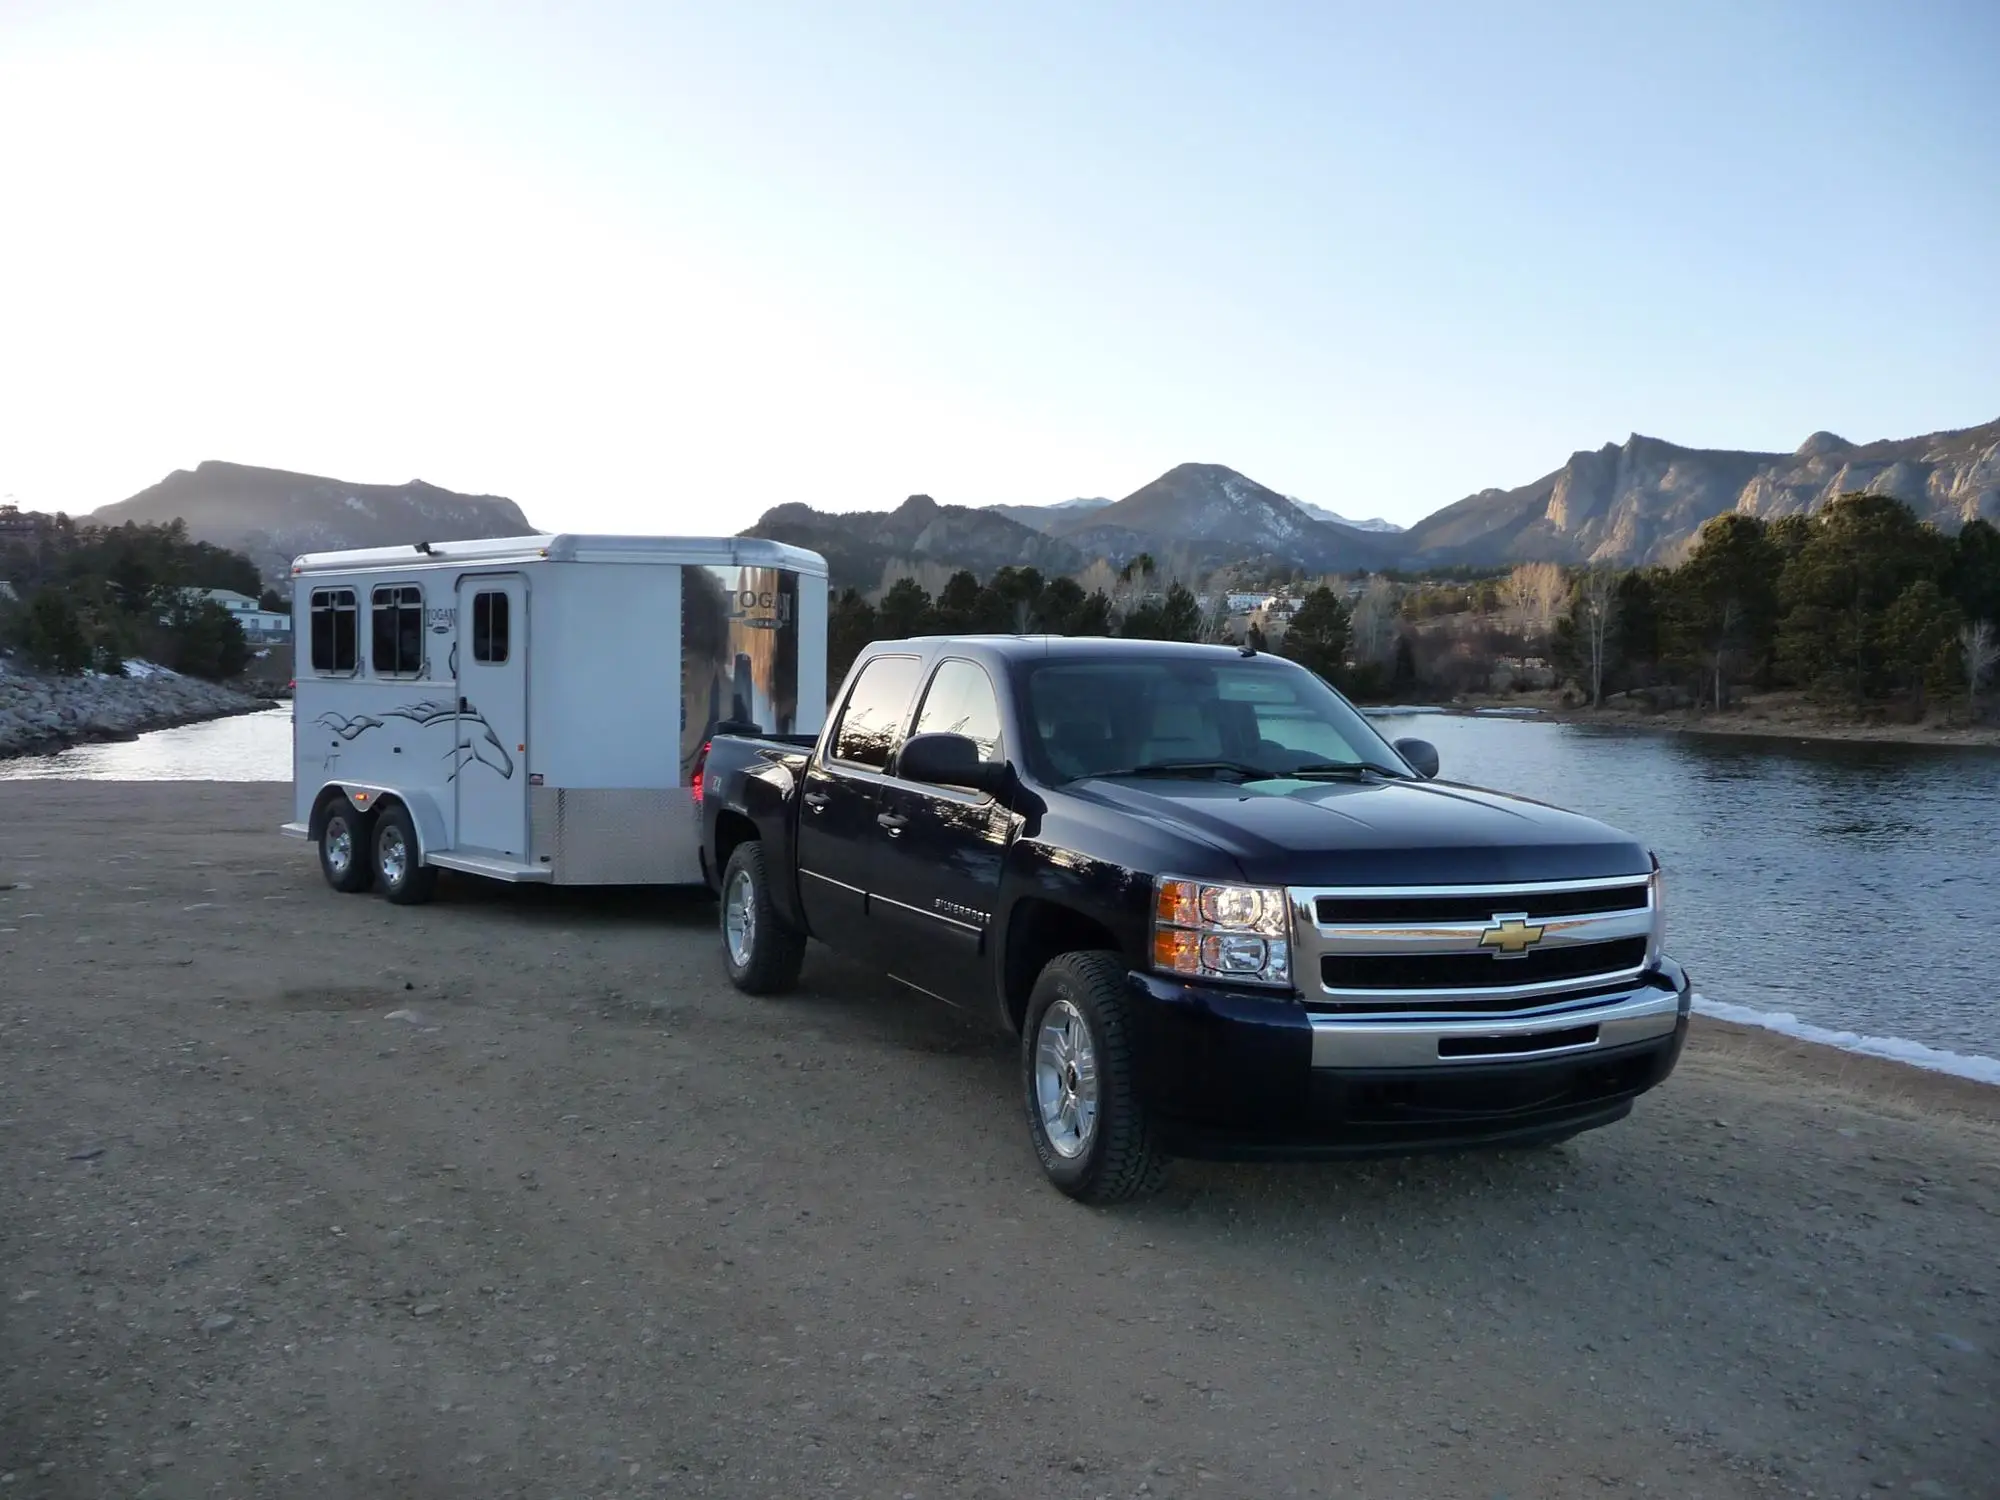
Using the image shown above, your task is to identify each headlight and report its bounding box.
[1153,877,1293,989]
[1648,858,1667,964]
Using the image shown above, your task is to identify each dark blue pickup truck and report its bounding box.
[696,636,1689,1203]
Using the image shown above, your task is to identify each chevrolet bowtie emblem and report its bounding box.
[1479,914,1546,957]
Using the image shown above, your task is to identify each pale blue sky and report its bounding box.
[2,0,1995,531]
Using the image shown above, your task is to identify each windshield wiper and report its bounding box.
[1288,761,1413,780]
[1083,758,1415,785]
[1091,759,1272,782]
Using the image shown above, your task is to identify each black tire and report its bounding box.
[372,804,437,906]
[318,801,374,894]
[720,842,805,994]
[1021,950,1169,1204]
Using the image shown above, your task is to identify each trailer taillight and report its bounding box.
[690,739,711,809]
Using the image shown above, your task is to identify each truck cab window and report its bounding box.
[912,659,1003,762]
[473,591,509,663]
[308,588,358,674]
[831,655,922,769]
[371,585,425,678]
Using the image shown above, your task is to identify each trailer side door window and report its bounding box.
[308,588,358,674]
[472,591,509,663]
[371,585,425,678]
[830,654,923,770]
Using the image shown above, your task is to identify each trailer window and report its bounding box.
[472,591,509,663]
[830,654,922,770]
[371,585,425,678]
[308,588,358,674]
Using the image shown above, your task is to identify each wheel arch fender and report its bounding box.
[990,839,1153,1035]
[312,782,448,863]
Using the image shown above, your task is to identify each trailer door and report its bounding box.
[454,574,529,857]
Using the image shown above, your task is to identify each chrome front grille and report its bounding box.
[1290,875,1657,1016]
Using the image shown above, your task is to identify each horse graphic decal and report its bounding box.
[314,700,515,782]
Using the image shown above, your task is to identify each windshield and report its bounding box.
[1017,656,1409,783]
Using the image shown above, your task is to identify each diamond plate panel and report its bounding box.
[529,786,703,885]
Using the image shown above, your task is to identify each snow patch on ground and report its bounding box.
[121,660,181,680]
[1694,995,2000,1086]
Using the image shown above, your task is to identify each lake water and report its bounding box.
[0,705,293,782]
[3,703,1995,1073]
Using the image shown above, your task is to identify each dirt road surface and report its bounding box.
[3,784,1995,1499]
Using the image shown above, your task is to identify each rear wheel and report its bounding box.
[720,842,805,994]
[318,802,373,894]
[1022,950,1169,1204]
[373,805,437,906]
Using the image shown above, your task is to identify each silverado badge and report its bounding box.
[1479,914,1546,957]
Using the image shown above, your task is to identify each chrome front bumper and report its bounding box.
[1308,976,1688,1070]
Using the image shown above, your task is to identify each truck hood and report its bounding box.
[1067,774,1651,887]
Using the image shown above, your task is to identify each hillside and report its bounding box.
[994,491,1406,538]
[742,494,1086,591]
[1403,418,2000,566]
[1048,463,1398,574]
[90,461,535,584]
[1289,499,1404,533]
[980,497,1113,530]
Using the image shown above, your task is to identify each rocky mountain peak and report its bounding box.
[1796,431,1853,460]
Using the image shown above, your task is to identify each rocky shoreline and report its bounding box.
[0,662,273,759]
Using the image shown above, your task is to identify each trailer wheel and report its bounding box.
[372,805,437,906]
[720,842,805,994]
[318,802,374,894]
[1022,951,1169,1205]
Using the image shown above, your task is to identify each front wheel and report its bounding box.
[319,803,374,894]
[720,842,805,994]
[1022,951,1169,1204]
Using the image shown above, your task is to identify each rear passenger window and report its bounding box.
[912,659,1003,763]
[371,585,425,678]
[473,591,509,663]
[832,655,923,769]
[309,588,358,674]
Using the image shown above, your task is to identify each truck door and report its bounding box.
[870,658,1014,1007]
[453,575,529,857]
[796,653,923,948]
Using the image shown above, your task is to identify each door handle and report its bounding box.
[803,792,829,811]
[876,812,908,835]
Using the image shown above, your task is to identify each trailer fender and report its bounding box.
[313,783,450,866]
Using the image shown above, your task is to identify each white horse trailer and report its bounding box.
[280,533,829,902]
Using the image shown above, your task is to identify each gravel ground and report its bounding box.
[2,783,1995,1500]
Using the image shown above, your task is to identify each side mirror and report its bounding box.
[896,731,1012,795]
[1394,737,1440,780]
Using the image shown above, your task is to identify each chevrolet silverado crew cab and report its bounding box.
[696,636,1689,1203]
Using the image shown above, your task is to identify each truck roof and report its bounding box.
[290,533,827,577]
[876,635,1269,664]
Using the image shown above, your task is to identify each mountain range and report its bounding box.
[745,465,1401,589]
[91,461,534,585]
[70,414,2000,589]
[988,490,1408,536]
[1405,417,2000,566]
[741,494,1089,591]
